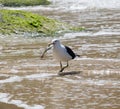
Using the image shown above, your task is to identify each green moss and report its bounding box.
[0,0,50,7]
[0,9,85,36]
[0,9,65,35]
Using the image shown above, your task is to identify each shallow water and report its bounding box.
[0,0,120,109]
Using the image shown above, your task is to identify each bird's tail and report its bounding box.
[75,54,80,57]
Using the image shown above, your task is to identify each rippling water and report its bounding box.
[0,0,120,109]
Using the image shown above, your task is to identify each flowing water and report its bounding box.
[0,0,120,109]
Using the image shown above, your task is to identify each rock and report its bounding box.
[0,9,65,36]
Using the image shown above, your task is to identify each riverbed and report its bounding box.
[0,0,120,109]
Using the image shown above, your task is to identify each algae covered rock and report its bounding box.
[0,0,50,7]
[0,9,66,36]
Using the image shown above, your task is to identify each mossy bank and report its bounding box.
[0,9,67,36]
[0,0,50,7]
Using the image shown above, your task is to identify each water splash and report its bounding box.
[50,0,120,10]
[4,0,120,12]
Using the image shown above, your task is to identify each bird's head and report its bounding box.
[48,39,60,46]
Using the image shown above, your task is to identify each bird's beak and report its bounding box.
[48,42,53,46]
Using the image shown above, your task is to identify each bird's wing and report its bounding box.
[65,46,76,59]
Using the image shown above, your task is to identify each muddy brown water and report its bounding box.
[0,1,120,109]
[0,34,119,109]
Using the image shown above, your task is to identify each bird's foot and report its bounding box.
[58,68,64,75]
[59,68,64,73]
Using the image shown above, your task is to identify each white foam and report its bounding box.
[93,31,120,36]
[25,73,57,80]
[62,30,120,39]
[0,93,10,103]
[0,76,22,84]
[0,74,9,77]
[76,57,120,62]
[0,93,44,109]
[0,73,57,84]
[62,32,92,39]
[10,69,19,74]
[0,61,7,64]
[10,100,44,109]
[3,0,120,12]
[50,0,120,10]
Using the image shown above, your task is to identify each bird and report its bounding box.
[41,39,80,73]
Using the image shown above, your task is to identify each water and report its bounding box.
[0,0,120,109]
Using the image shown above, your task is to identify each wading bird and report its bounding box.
[41,39,80,73]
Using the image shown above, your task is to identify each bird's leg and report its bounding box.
[59,61,63,72]
[59,61,69,72]
[60,61,62,70]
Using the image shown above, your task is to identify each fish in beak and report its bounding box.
[41,43,53,58]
